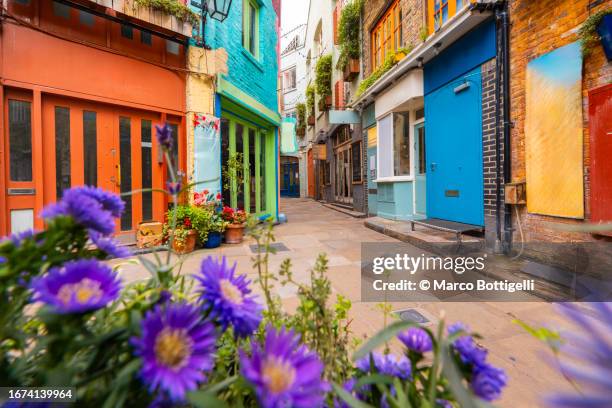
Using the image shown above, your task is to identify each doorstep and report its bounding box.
[322,202,367,218]
[364,216,483,255]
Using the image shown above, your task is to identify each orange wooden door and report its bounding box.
[41,95,165,236]
[589,83,612,235]
[3,89,37,234]
[307,148,315,198]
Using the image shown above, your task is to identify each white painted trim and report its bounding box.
[374,176,414,183]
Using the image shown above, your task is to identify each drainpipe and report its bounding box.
[497,3,513,254]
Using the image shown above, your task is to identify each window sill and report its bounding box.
[242,48,264,72]
[374,176,414,183]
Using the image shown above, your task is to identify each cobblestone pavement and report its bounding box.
[116,197,574,407]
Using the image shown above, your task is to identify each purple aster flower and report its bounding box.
[131,302,217,402]
[42,187,119,235]
[547,302,612,408]
[356,352,411,380]
[30,259,121,314]
[76,186,125,218]
[194,256,262,337]
[398,327,433,353]
[89,230,132,259]
[334,378,359,408]
[436,400,453,408]
[166,181,182,196]
[448,323,487,367]
[4,229,36,245]
[471,363,507,402]
[0,256,6,265]
[241,326,327,408]
[155,123,174,151]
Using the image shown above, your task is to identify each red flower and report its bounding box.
[184,218,192,228]
[216,192,222,200]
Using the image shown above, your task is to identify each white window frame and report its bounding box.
[282,66,297,93]
[375,111,415,183]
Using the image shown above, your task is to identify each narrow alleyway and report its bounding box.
[117,198,573,407]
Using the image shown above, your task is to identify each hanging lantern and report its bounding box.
[207,0,233,22]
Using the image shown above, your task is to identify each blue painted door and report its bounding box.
[414,122,426,216]
[280,162,299,197]
[424,67,484,226]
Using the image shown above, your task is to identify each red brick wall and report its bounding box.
[362,0,426,77]
[509,0,611,243]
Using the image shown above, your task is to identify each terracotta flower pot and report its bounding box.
[171,229,197,254]
[225,223,246,244]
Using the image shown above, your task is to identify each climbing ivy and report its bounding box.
[355,46,413,98]
[306,85,316,116]
[337,0,364,70]
[134,0,200,25]
[578,9,611,57]
[296,102,306,136]
[315,54,333,98]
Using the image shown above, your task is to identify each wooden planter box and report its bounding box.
[110,0,193,37]
[307,115,315,126]
[343,58,360,82]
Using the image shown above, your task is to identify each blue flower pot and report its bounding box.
[597,14,612,61]
[204,231,222,248]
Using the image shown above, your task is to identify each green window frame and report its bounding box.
[242,0,259,58]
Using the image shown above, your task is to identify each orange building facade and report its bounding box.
[0,0,190,238]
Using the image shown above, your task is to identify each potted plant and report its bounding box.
[193,189,223,212]
[204,212,227,248]
[163,205,198,254]
[222,206,248,244]
[338,0,363,81]
[343,58,360,81]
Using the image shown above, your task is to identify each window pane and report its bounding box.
[83,111,97,186]
[141,30,152,45]
[352,142,361,182]
[8,100,32,181]
[393,112,410,176]
[119,117,132,231]
[221,119,230,206]
[259,131,266,212]
[166,40,179,55]
[53,1,70,18]
[249,4,256,54]
[79,10,94,26]
[235,124,245,209]
[55,107,71,198]
[377,115,393,178]
[249,128,256,213]
[418,127,426,175]
[121,24,133,39]
[141,119,153,221]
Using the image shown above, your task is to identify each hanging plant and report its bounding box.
[134,0,200,25]
[315,54,333,98]
[578,9,611,57]
[296,102,306,137]
[306,84,316,116]
[337,0,364,71]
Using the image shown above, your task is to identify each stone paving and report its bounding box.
[115,197,576,407]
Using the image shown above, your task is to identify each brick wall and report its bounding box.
[362,0,426,77]
[509,0,611,243]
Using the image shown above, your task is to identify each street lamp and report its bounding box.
[206,0,233,22]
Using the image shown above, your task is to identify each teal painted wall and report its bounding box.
[201,0,279,113]
[377,182,414,221]
[367,146,377,215]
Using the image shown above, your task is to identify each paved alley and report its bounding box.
[117,198,574,407]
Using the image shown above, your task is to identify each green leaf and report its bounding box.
[512,319,563,352]
[187,390,230,408]
[331,382,375,408]
[355,373,395,389]
[201,375,238,394]
[352,320,418,361]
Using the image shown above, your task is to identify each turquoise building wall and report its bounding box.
[204,0,279,113]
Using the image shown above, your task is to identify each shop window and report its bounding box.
[377,112,411,179]
[52,1,70,19]
[54,106,71,199]
[249,128,257,213]
[352,141,362,182]
[8,100,32,182]
[79,10,94,27]
[370,0,402,70]
[456,0,464,10]
[243,0,259,58]
[141,119,153,221]
[83,111,97,187]
[119,117,132,231]
[141,31,152,46]
[121,24,133,39]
